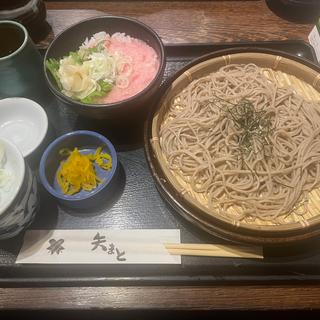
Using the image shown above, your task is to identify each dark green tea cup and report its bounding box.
[0,20,46,102]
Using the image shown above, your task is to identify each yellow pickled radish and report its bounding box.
[57,147,112,195]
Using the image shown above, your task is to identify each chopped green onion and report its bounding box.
[80,80,113,104]
[45,58,62,90]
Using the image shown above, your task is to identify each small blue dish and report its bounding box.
[39,130,118,210]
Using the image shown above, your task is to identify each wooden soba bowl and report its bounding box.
[145,47,320,246]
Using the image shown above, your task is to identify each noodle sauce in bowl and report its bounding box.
[146,47,320,246]
[44,16,165,121]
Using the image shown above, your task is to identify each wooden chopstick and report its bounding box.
[164,243,263,259]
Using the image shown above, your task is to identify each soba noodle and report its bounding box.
[159,64,320,223]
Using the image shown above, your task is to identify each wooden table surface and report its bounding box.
[43,0,313,45]
[2,0,320,312]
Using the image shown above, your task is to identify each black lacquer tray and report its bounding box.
[1,40,320,287]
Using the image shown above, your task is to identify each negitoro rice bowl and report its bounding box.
[44,16,165,120]
[46,32,160,104]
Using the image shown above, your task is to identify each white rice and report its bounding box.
[81,32,135,49]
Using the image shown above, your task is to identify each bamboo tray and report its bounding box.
[147,47,320,245]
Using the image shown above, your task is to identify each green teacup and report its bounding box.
[0,20,47,102]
